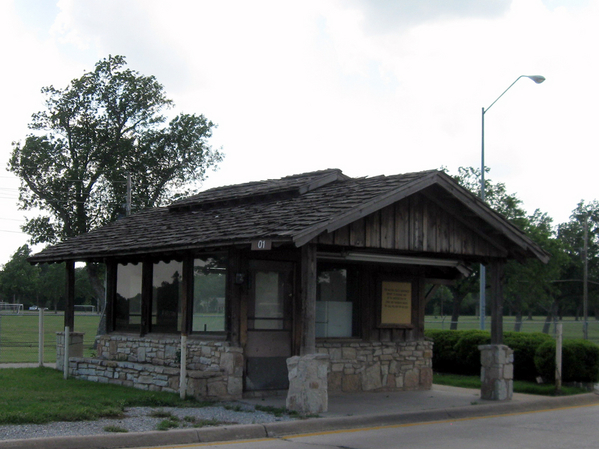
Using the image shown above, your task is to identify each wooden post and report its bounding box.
[300,244,317,355]
[141,261,153,335]
[179,255,193,400]
[181,255,193,336]
[490,259,505,345]
[105,261,117,333]
[227,249,242,345]
[65,261,75,331]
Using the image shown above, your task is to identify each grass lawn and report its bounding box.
[433,373,589,396]
[0,313,100,363]
[0,367,209,425]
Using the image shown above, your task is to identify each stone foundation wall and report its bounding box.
[60,334,243,400]
[316,340,433,392]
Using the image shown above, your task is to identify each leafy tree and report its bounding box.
[447,167,564,330]
[0,245,40,305]
[9,55,222,244]
[447,167,528,328]
[0,247,96,312]
[37,263,66,313]
[8,55,223,331]
[556,201,599,322]
[452,166,527,224]
[503,210,566,331]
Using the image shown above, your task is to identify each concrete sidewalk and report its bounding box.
[1,384,598,449]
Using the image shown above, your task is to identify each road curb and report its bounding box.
[262,392,599,437]
[0,393,598,449]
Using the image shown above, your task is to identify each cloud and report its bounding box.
[344,0,511,34]
[52,0,192,89]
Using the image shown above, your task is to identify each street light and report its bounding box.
[479,75,545,331]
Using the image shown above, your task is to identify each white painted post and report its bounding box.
[555,322,563,394]
[63,326,70,379]
[38,308,44,367]
[179,334,187,399]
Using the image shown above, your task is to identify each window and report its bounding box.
[248,261,293,331]
[316,266,356,338]
[115,263,142,331]
[112,254,228,335]
[253,271,285,330]
[152,260,183,333]
[193,255,227,332]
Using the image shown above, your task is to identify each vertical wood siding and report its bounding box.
[317,193,502,258]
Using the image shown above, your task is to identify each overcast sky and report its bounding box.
[1,0,598,266]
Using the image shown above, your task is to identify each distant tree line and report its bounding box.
[425,167,599,330]
[0,245,97,312]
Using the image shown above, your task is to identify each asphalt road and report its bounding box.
[139,403,599,449]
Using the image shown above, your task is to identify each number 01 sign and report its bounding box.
[251,239,272,250]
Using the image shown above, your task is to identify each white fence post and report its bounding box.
[38,308,44,367]
[555,322,563,394]
[63,326,70,379]
[180,334,188,399]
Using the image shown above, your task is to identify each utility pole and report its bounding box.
[126,173,132,216]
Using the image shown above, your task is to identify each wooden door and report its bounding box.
[245,261,294,391]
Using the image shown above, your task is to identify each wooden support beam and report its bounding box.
[105,261,117,333]
[141,260,153,336]
[181,254,194,336]
[424,284,441,305]
[490,259,505,345]
[227,248,243,345]
[64,261,75,330]
[300,244,317,355]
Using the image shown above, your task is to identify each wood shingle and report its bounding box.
[28,169,549,265]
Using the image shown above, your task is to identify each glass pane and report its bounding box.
[152,260,183,333]
[254,271,284,329]
[317,269,347,302]
[316,268,352,337]
[193,255,227,332]
[115,263,142,331]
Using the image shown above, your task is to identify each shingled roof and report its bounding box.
[28,169,550,264]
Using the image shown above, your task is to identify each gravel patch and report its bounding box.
[0,403,297,441]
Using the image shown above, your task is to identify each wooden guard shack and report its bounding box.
[29,169,548,410]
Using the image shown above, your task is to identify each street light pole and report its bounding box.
[480,75,545,331]
[583,216,589,340]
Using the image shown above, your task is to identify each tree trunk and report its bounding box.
[514,310,523,332]
[450,292,465,330]
[542,301,558,334]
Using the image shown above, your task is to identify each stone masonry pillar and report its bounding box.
[56,332,84,371]
[286,354,329,414]
[479,344,513,401]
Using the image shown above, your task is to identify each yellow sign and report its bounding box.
[381,281,412,325]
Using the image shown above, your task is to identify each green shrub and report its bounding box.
[504,332,553,382]
[453,331,490,375]
[427,329,554,381]
[534,339,599,383]
[425,329,469,374]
